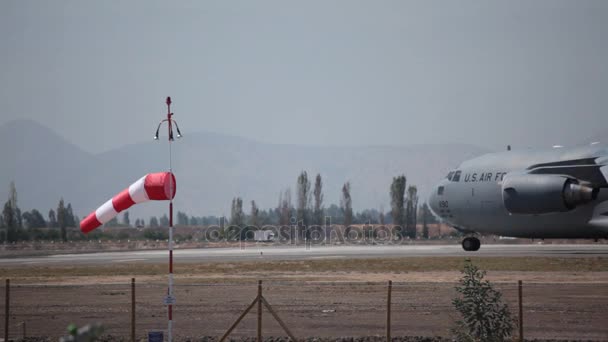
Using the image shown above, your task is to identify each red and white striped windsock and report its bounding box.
[80,172,176,233]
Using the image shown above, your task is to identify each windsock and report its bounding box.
[80,172,176,233]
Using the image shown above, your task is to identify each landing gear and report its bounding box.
[462,237,480,251]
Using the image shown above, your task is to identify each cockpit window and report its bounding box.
[452,170,461,182]
[437,186,444,195]
[447,171,454,181]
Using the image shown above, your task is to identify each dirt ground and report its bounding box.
[1,258,608,341]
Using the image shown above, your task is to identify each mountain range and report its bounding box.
[0,119,488,221]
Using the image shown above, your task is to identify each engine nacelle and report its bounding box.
[502,174,597,215]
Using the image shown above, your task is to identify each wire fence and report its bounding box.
[2,280,607,341]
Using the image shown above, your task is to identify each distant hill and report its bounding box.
[0,119,488,221]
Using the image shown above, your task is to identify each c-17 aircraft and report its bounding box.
[428,143,608,251]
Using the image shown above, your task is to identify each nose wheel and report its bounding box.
[462,237,481,251]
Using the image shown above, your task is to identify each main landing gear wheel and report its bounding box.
[462,237,481,251]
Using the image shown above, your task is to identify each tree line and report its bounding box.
[1,174,438,243]
[0,181,78,243]
[223,172,437,240]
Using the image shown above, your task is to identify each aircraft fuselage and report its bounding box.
[428,145,608,239]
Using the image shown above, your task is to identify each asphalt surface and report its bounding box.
[0,244,607,265]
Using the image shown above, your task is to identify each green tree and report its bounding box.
[313,174,324,227]
[421,202,431,239]
[144,228,168,240]
[122,211,130,227]
[3,201,16,242]
[452,260,514,341]
[105,217,118,227]
[159,214,169,227]
[149,216,159,227]
[250,200,259,228]
[177,211,189,226]
[3,181,25,242]
[326,203,343,224]
[48,209,57,228]
[405,185,418,239]
[230,197,245,240]
[66,203,76,227]
[22,209,46,229]
[9,181,22,228]
[340,182,353,238]
[390,175,406,239]
[230,197,244,226]
[296,171,311,239]
[278,189,292,227]
[57,198,67,242]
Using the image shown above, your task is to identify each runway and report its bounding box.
[1,244,607,266]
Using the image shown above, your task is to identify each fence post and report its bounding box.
[518,280,523,342]
[131,278,136,342]
[257,280,263,342]
[4,279,9,342]
[386,280,392,342]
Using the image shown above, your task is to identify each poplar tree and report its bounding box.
[278,189,292,227]
[390,175,406,239]
[66,203,76,227]
[341,182,353,238]
[405,185,419,239]
[9,181,22,228]
[296,171,311,239]
[57,198,67,242]
[313,174,324,226]
[250,200,259,228]
[421,202,431,239]
[230,197,245,240]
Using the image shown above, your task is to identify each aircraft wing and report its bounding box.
[526,157,608,188]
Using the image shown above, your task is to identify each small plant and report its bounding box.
[452,259,514,341]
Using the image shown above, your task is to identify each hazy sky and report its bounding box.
[1,0,607,153]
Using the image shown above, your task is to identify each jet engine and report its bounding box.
[502,174,597,214]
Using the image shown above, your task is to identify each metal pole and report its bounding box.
[386,280,392,342]
[257,280,262,342]
[154,96,179,342]
[21,321,25,339]
[518,280,523,342]
[4,279,9,342]
[168,201,174,342]
[131,278,135,342]
[166,97,175,342]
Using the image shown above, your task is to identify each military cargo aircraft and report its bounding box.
[428,143,608,251]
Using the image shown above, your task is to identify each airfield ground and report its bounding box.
[1,248,608,341]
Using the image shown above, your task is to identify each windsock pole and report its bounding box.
[167,97,174,342]
[167,97,175,342]
[154,96,182,342]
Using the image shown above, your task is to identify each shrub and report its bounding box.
[452,259,514,341]
[143,228,168,241]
